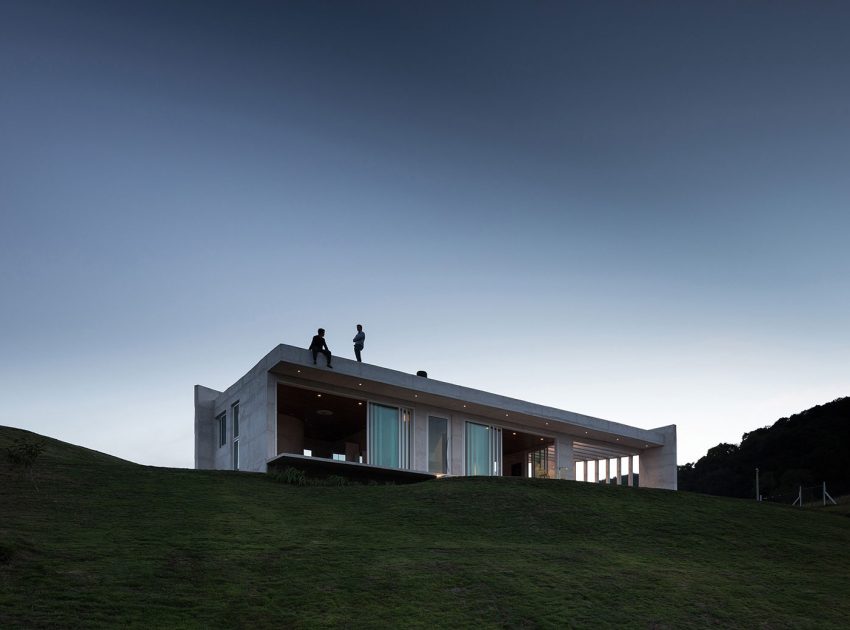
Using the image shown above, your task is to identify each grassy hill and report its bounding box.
[2,426,850,629]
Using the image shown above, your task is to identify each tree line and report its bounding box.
[678,397,850,499]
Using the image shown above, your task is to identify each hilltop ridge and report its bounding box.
[2,425,850,628]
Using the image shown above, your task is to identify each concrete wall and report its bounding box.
[638,425,677,490]
[194,385,220,469]
[206,368,274,473]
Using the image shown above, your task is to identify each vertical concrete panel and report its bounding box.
[194,385,220,469]
[412,409,428,472]
[639,425,678,490]
[266,373,278,464]
[450,417,464,475]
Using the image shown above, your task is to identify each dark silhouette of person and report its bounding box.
[309,328,332,368]
[352,324,365,362]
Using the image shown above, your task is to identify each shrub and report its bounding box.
[272,467,307,486]
[6,438,45,473]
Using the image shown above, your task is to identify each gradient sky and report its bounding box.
[2,1,848,468]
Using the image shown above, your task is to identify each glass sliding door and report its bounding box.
[368,403,411,469]
[428,416,449,474]
[465,422,501,476]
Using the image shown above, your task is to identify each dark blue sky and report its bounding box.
[2,1,848,466]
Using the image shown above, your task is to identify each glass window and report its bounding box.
[529,444,556,478]
[428,416,449,474]
[217,412,227,447]
[370,404,400,468]
[233,440,239,470]
[465,422,490,476]
[367,404,411,469]
[465,422,501,476]
[232,402,239,438]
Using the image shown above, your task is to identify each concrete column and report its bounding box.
[639,425,678,490]
[556,437,574,480]
[616,457,622,485]
[593,460,599,483]
[602,459,608,484]
[628,456,634,487]
[583,460,588,483]
[265,374,277,465]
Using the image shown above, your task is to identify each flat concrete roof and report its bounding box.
[219,344,668,460]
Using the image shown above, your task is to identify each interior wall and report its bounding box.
[277,413,304,455]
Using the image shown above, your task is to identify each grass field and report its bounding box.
[2,425,850,629]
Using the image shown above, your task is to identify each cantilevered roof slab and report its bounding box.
[234,344,667,453]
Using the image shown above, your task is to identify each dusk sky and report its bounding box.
[2,1,848,469]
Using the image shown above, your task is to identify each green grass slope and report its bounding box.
[2,425,850,629]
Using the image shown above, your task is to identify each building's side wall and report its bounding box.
[207,370,273,473]
[194,385,220,469]
[638,425,677,490]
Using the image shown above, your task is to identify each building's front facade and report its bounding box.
[194,344,677,489]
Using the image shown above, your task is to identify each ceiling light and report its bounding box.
[317,394,322,398]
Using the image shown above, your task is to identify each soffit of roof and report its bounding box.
[267,344,664,451]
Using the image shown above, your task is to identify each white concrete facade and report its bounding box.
[194,344,677,490]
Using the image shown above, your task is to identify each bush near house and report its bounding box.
[2,425,850,628]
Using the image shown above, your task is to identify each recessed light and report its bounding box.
[512,432,516,436]
[540,438,544,441]
[357,402,363,406]
[414,394,418,398]
[505,413,509,417]
[358,383,362,386]
[317,394,322,398]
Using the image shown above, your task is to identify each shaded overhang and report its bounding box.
[266,344,665,457]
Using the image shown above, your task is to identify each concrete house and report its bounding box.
[194,344,677,489]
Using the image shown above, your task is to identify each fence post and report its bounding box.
[755,468,759,501]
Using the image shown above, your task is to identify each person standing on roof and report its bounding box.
[352,324,365,362]
[309,328,333,368]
